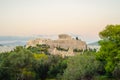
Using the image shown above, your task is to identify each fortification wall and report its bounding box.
[26,34,87,56]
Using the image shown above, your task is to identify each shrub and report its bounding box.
[62,53,101,80]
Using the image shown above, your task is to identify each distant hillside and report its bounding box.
[88,41,99,46]
[0,36,34,41]
[1,41,26,46]
[0,36,36,46]
[0,44,3,46]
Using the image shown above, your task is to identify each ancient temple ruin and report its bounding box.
[26,34,87,57]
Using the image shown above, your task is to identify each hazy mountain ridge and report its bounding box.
[0,36,34,41]
[0,36,35,46]
[88,41,99,46]
[1,41,26,46]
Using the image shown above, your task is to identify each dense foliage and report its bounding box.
[62,52,101,80]
[96,25,120,79]
[0,45,67,80]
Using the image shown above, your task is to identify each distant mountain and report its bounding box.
[88,41,99,46]
[0,36,35,41]
[0,36,36,46]
[0,44,3,46]
[1,41,26,46]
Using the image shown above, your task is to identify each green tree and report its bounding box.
[48,55,67,79]
[0,46,36,80]
[0,52,12,80]
[96,25,120,77]
[62,53,101,80]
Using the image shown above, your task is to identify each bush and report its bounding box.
[112,63,120,79]
[94,75,115,80]
[62,53,101,80]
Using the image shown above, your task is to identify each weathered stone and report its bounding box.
[26,34,87,57]
[58,34,72,40]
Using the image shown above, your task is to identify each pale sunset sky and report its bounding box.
[0,0,120,42]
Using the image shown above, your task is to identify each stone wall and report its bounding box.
[58,34,72,40]
[26,34,87,57]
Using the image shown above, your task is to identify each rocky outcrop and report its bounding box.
[26,34,87,57]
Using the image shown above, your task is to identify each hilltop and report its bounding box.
[26,34,87,57]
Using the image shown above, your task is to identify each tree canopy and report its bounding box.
[96,25,120,78]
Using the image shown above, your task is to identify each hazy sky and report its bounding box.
[0,0,120,42]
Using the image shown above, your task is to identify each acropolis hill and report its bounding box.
[26,34,87,57]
